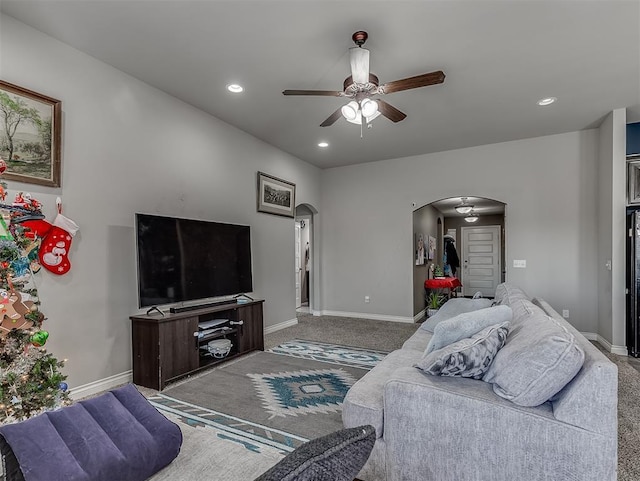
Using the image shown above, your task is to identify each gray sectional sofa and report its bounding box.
[342,283,618,481]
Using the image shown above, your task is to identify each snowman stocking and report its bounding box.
[39,213,79,275]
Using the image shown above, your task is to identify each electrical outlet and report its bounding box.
[562,309,569,318]
[513,259,527,268]
[364,296,370,303]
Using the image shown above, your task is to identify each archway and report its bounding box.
[412,196,506,319]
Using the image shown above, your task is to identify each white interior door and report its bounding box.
[295,223,302,308]
[461,225,501,297]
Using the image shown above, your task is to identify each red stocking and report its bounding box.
[39,214,79,275]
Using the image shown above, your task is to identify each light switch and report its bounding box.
[513,260,527,268]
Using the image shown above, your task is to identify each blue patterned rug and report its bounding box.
[149,340,387,455]
[266,339,387,369]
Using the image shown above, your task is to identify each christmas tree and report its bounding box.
[0,159,70,425]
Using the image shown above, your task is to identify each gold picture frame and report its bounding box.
[0,80,62,187]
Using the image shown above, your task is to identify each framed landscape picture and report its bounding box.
[0,80,62,187]
[257,171,296,218]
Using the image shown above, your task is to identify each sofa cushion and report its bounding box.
[254,425,375,481]
[342,349,423,438]
[494,283,530,305]
[401,328,432,352]
[425,305,512,354]
[483,301,585,407]
[421,298,494,332]
[416,322,510,379]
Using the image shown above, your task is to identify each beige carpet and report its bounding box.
[604,351,640,481]
[148,411,284,480]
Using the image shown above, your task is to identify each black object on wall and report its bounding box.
[628,122,640,156]
[135,213,253,308]
[626,207,640,357]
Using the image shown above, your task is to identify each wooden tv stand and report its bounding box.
[130,299,264,390]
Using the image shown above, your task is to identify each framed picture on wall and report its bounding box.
[629,158,640,204]
[428,235,436,260]
[415,233,425,265]
[257,171,296,217]
[0,80,62,187]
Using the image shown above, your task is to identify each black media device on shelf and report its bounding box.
[135,213,253,309]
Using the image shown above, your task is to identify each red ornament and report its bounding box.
[0,158,6,174]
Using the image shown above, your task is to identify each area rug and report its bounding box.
[148,411,285,481]
[149,341,385,455]
[266,339,387,369]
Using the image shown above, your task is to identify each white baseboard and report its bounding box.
[581,332,627,356]
[69,370,132,400]
[264,317,298,335]
[413,309,426,323]
[312,310,322,317]
[319,310,414,324]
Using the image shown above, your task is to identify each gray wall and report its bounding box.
[0,14,322,388]
[597,109,627,349]
[412,205,441,316]
[321,130,601,332]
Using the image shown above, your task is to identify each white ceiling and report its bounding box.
[2,0,639,169]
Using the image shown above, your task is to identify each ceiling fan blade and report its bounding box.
[349,47,370,84]
[320,107,343,127]
[282,90,344,96]
[377,100,407,123]
[380,70,445,94]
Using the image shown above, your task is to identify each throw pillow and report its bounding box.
[254,425,376,481]
[421,298,494,332]
[415,322,510,379]
[483,302,585,407]
[425,305,513,354]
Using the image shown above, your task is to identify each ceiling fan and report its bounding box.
[282,31,445,128]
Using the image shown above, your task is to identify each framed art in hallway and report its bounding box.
[0,80,62,187]
[257,171,296,217]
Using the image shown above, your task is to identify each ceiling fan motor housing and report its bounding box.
[352,31,368,46]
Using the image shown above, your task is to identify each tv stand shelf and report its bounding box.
[130,299,264,390]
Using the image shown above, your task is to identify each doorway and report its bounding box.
[295,204,315,314]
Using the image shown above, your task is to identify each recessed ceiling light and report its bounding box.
[318,142,329,148]
[537,97,557,106]
[227,84,243,93]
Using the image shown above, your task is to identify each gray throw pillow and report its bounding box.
[415,322,510,379]
[483,302,585,407]
[254,425,375,481]
[421,298,494,332]
[425,305,513,354]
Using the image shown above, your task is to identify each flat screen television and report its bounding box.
[135,213,253,308]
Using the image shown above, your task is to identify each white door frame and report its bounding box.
[295,222,302,308]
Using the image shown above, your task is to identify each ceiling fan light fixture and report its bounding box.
[464,213,479,223]
[360,98,378,117]
[341,101,359,121]
[455,197,474,214]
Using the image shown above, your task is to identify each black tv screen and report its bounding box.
[135,213,253,308]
